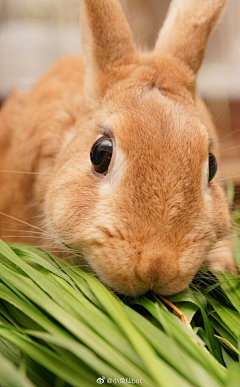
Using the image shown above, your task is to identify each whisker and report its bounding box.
[0,170,55,176]
[219,126,240,142]
[0,221,32,228]
[0,236,46,239]
[0,228,49,235]
[221,144,240,153]
[0,212,46,233]
[216,174,240,182]
[208,88,240,131]
[0,212,61,242]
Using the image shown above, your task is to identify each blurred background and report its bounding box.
[0,0,240,192]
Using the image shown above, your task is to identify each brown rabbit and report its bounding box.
[0,0,237,296]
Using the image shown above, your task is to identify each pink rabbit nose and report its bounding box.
[135,251,180,287]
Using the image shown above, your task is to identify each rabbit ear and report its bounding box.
[154,0,227,74]
[80,0,136,102]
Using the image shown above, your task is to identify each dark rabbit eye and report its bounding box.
[209,153,217,182]
[90,137,113,174]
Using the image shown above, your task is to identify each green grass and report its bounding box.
[0,240,239,387]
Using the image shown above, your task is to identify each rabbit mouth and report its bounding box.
[153,273,196,296]
[135,267,180,294]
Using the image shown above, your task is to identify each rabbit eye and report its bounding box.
[90,137,113,174]
[209,153,217,182]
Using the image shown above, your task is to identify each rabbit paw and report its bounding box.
[204,239,238,275]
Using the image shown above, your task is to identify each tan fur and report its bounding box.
[155,0,227,73]
[0,0,237,296]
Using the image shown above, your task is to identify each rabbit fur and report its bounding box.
[0,0,237,296]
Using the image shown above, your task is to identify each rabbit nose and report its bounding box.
[135,252,180,287]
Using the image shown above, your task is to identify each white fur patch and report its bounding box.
[201,157,210,198]
[100,141,126,196]
[96,112,127,194]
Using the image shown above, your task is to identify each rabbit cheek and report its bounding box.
[85,239,154,296]
[44,169,98,244]
[209,183,232,239]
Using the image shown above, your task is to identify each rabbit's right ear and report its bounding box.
[80,0,136,103]
[155,0,227,75]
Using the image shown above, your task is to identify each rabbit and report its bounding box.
[0,0,238,296]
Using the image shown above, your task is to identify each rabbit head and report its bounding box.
[44,0,232,296]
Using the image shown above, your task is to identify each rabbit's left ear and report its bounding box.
[80,0,136,102]
[154,0,227,75]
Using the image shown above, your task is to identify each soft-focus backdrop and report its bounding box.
[0,0,240,189]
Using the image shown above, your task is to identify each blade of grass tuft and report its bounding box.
[0,350,36,387]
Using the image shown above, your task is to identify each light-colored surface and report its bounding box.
[0,21,81,96]
[0,0,240,99]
